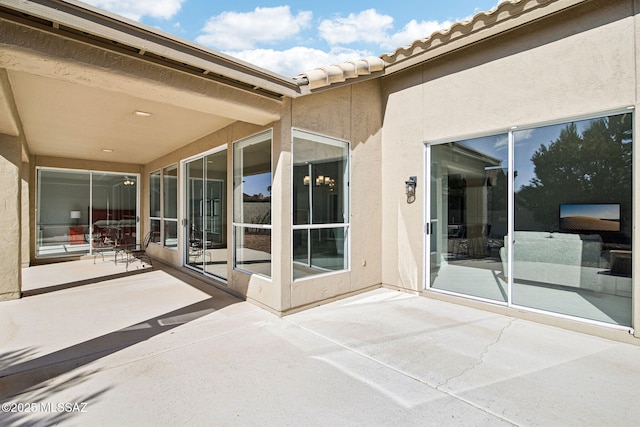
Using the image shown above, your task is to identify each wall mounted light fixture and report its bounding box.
[405,176,417,204]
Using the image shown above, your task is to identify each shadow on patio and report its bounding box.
[2,260,241,400]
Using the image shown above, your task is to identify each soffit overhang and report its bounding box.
[0,0,303,164]
[0,0,301,99]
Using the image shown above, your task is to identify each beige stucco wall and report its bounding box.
[21,161,30,268]
[381,0,638,322]
[139,79,383,314]
[0,134,23,300]
[287,80,383,311]
[0,67,28,298]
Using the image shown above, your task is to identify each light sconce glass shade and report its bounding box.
[405,176,417,204]
[303,175,310,186]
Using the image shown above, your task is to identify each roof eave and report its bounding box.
[0,0,302,99]
[382,0,590,76]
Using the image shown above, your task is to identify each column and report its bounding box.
[0,134,22,300]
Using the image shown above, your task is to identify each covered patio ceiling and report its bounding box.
[0,0,302,165]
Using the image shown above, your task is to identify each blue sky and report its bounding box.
[82,0,500,77]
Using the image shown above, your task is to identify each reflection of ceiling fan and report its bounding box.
[123,177,135,186]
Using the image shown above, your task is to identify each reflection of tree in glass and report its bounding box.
[516,114,632,231]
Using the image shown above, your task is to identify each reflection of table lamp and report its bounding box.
[70,210,81,226]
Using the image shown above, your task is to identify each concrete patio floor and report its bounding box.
[2,259,640,426]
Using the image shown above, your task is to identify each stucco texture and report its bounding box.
[288,81,383,310]
[381,0,637,291]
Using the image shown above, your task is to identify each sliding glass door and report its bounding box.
[511,114,633,325]
[428,135,509,302]
[36,168,139,258]
[185,148,228,280]
[426,111,633,327]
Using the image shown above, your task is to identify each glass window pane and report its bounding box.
[186,158,204,271]
[37,170,139,258]
[36,169,91,257]
[310,227,346,270]
[293,130,348,225]
[235,226,271,277]
[204,150,228,280]
[150,219,161,244]
[429,135,509,302]
[513,113,632,325]
[164,220,178,248]
[150,170,161,218]
[293,227,348,280]
[92,173,137,246]
[234,131,272,278]
[163,165,178,219]
[312,159,347,225]
[293,164,310,225]
[186,151,228,280]
[233,131,272,225]
[292,130,350,280]
[293,229,309,265]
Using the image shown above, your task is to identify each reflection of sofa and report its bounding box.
[500,231,631,296]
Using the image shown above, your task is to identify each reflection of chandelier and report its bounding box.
[315,175,335,188]
[304,175,335,191]
[123,178,135,186]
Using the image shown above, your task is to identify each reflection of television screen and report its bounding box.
[559,203,620,232]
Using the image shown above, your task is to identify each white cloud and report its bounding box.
[82,2,465,76]
[227,46,374,78]
[196,6,312,51]
[383,19,453,50]
[319,9,393,45]
[318,9,455,53]
[515,128,535,140]
[224,8,459,76]
[494,135,509,150]
[82,0,184,21]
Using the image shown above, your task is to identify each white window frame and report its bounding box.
[149,164,179,250]
[232,130,273,278]
[291,128,351,281]
[423,107,635,331]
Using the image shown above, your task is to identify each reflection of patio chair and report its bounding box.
[189,239,212,263]
[122,232,153,270]
[93,226,124,264]
[451,224,492,258]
